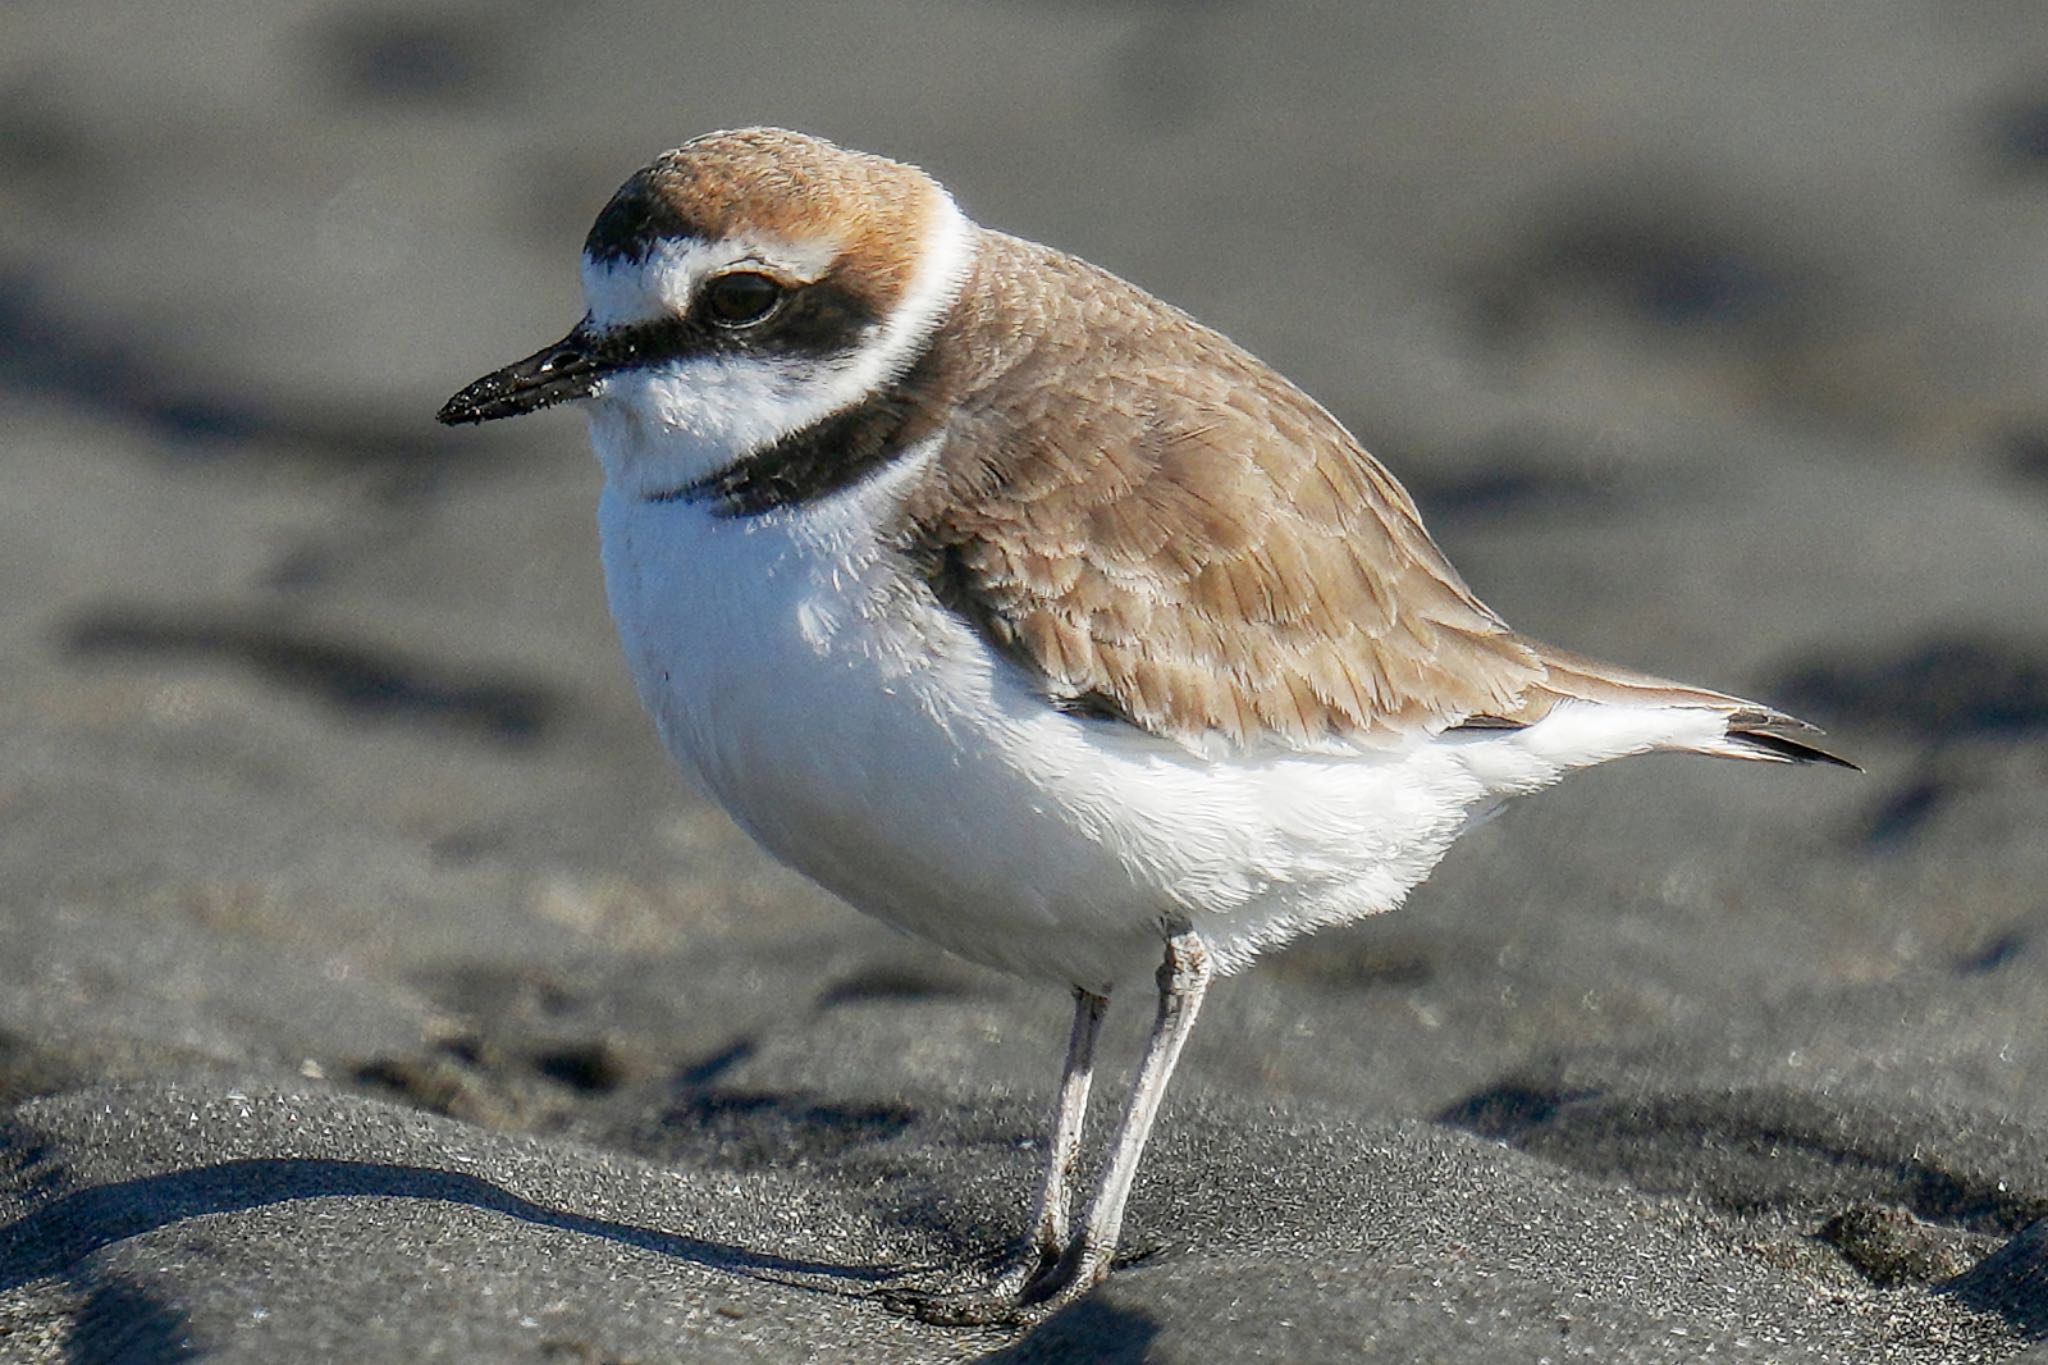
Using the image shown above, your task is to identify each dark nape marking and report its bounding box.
[662,346,943,516]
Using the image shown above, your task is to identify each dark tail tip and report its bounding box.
[1731,727,1862,771]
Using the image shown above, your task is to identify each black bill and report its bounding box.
[436,327,602,425]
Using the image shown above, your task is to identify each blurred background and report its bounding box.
[4,0,2047,1186]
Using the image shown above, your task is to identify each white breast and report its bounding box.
[595,444,1680,993]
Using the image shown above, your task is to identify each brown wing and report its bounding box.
[898,233,1547,750]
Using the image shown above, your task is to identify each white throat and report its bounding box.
[580,196,977,502]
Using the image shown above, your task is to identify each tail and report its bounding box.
[1470,642,1859,770]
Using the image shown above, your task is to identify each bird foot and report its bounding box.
[877,1245,1108,1326]
[878,1280,1039,1327]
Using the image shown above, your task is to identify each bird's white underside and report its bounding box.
[581,183,1734,992]
[598,445,1730,991]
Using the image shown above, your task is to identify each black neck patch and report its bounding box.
[652,347,944,517]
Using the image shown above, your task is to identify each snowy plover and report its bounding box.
[439,128,1848,1323]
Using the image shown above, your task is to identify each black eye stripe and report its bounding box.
[595,278,880,367]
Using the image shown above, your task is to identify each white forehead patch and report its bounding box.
[580,232,843,329]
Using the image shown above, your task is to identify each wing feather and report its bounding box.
[899,232,1544,751]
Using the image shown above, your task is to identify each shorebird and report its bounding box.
[438,128,1848,1323]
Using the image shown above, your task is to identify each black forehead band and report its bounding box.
[583,177,708,265]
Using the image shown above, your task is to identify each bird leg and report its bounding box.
[1013,925,1211,1315]
[884,985,1107,1324]
[1020,987,1110,1283]
[892,926,1213,1325]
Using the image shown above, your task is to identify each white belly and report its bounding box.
[594,455,1546,994]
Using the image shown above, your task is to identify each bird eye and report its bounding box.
[701,271,784,327]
